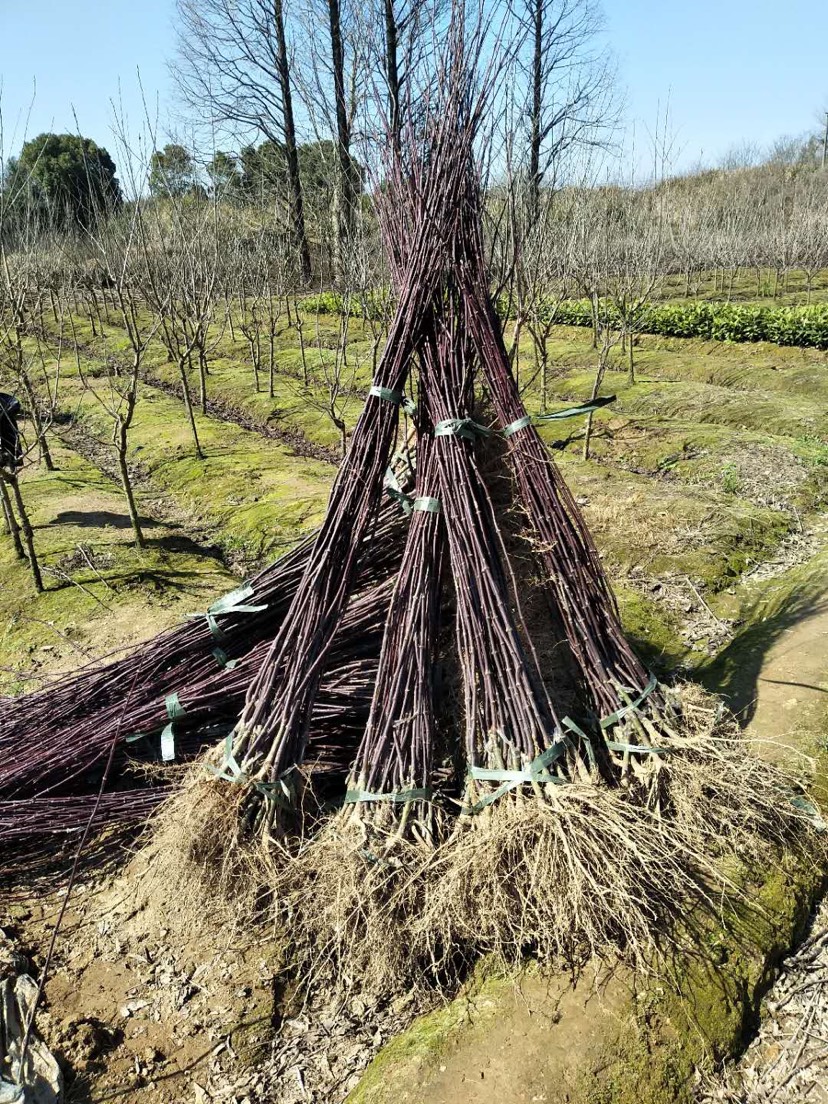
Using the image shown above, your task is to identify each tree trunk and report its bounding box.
[247,334,261,392]
[115,420,145,549]
[0,477,25,559]
[384,0,400,151]
[268,332,276,398]
[5,472,44,592]
[20,373,55,471]
[582,410,594,461]
[178,358,204,459]
[591,294,599,349]
[584,347,609,461]
[198,349,208,414]
[628,335,635,384]
[296,317,309,386]
[327,0,355,282]
[274,0,312,282]
[527,0,543,226]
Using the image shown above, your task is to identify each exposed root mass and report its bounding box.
[144,687,819,1001]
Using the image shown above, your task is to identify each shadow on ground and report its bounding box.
[48,510,163,531]
[699,567,828,728]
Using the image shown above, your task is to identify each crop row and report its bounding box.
[305,292,828,350]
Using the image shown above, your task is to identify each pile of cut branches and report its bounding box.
[2,1,816,1007]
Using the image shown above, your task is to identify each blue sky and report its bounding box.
[1,0,826,173]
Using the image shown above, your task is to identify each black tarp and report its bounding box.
[0,394,22,470]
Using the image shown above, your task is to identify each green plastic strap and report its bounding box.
[464,740,570,814]
[434,418,492,441]
[562,716,596,771]
[369,386,414,414]
[125,731,148,744]
[344,787,432,805]
[600,673,659,730]
[790,795,827,831]
[383,466,413,515]
[369,385,403,404]
[206,734,295,809]
[252,776,295,810]
[165,692,187,720]
[212,646,239,670]
[412,496,441,514]
[160,723,176,762]
[501,414,533,438]
[205,730,246,783]
[189,583,268,641]
[501,397,617,438]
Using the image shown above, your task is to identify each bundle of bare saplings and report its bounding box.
[2,8,814,999]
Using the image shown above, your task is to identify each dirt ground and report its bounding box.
[697,584,828,1104]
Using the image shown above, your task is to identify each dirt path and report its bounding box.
[700,569,828,1103]
[738,579,828,750]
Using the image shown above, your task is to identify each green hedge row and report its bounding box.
[547,299,828,348]
[304,292,828,350]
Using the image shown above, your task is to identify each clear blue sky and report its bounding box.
[1,0,826,173]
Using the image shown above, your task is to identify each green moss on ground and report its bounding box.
[557,417,828,513]
[553,452,791,593]
[349,851,825,1104]
[614,583,690,670]
[45,361,332,563]
[550,369,828,442]
[0,441,231,693]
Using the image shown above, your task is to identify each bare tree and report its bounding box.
[134,180,225,458]
[0,248,60,471]
[78,189,165,548]
[174,0,312,280]
[512,0,616,222]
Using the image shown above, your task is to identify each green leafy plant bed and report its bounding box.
[531,299,828,350]
[305,289,828,351]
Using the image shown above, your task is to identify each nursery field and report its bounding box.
[2,308,828,1103]
[4,310,828,697]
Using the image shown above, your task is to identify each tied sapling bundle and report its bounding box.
[460,188,677,784]
[0,487,409,809]
[226,52,486,835]
[281,432,448,993]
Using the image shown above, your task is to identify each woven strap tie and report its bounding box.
[158,692,188,762]
[434,418,492,441]
[369,384,416,415]
[383,469,440,517]
[464,738,571,814]
[188,583,267,642]
[211,646,239,670]
[344,787,432,805]
[600,673,658,730]
[206,732,295,807]
[501,396,617,438]
[383,466,413,515]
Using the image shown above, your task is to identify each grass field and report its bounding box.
[2,305,827,702]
